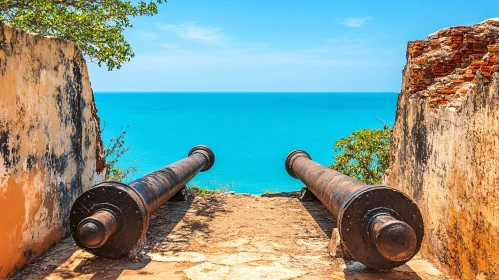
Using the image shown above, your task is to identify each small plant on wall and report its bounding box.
[103,124,138,182]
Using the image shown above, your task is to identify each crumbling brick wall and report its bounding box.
[386,19,499,279]
[406,19,499,109]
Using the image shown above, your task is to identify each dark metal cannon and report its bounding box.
[70,145,215,258]
[285,150,424,269]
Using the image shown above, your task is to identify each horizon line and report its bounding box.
[93,91,399,93]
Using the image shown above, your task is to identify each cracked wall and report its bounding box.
[386,19,499,279]
[0,22,106,278]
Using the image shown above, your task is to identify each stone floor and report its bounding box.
[11,193,449,280]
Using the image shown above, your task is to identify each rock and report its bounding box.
[327,228,352,260]
[299,187,318,201]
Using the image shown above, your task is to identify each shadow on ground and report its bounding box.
[146,195,228,254]
[10,199,195,280]
[300,197,433,280]
[342,261,423,280]
[300,199,336,238]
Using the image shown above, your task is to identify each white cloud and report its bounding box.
[341,17,371,28]
[130,37,385,71]
[158,23,227,45]
[88,44,399,92]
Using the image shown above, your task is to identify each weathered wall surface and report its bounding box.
[0,22,106,278]
[386,19,499,279]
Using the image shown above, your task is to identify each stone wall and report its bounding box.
[0,22,106,278]
[386,19,499,279]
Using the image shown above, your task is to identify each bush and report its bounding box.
[187,180,235,196]
[330,126,391,185]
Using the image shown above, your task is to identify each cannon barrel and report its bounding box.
[70,145,215,258]
[285,150,424,269]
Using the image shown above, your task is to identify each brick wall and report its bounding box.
[406,19,499,110]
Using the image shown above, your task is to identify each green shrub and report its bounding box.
[262,189,279,194]
[330,126,391,185]
[187,180,235,196]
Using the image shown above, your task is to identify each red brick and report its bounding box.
[414,57,426,64]
[487,45,499,52]
[463,74,475,80]
[450,29,464,36]
[471,61,488,66]
[441,89,457,94]
[453,26,472,32]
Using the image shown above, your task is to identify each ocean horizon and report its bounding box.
[95,92,398,194]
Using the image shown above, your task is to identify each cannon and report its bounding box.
[70,145,215,258]
[285,150,424,269]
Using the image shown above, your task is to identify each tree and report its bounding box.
[330,126,391,185]
[0,0,165,70]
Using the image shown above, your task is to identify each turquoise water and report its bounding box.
[95,92,397,194]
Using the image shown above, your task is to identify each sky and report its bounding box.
[88,0,499,92]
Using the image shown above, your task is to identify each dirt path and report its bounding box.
[12,193,448,280]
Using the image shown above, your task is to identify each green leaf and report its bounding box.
[330,126,391,185]
[0,0,166,70]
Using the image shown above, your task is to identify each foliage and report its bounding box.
[330,126,391,185]
[186,186,219,197]
[262,189,279,194]
[0,0,166,70]
[187,180,235,197]
[103,124,137,182]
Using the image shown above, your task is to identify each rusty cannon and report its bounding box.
[285,150,424,269]
[70,145,215,258]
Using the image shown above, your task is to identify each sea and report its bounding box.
[95,92,398,194]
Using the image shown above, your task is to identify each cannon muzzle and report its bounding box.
[286,150,424,269]
[70,145,215,258]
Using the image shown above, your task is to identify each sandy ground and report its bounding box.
[11,193,449,280]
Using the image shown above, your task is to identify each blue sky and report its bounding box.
[88,0,498,92]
